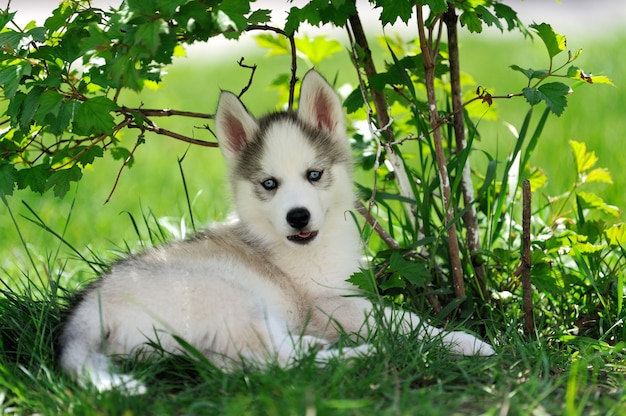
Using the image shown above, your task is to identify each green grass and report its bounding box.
[1,258,625,414]
[1,29,626,414]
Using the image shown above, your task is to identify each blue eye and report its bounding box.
[261,178,277,190]
[307,170,323,182]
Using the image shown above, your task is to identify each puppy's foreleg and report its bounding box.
[381,307,494,356]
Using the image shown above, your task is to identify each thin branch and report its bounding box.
[105,133,144,204]
[119,106,213,119]
[53,134,109,171]
[237,57,257,98]
[246,24,286,36]
[417,4,465,298]
[130,121,218,147]
[346,24,382,212]
[347,10,418,231]
[355,201,400,250]
[287,33,297,110]
[246,24,298,109]
[444,5,486,296]
[521,179,535,334]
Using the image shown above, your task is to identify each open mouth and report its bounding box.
[287,231,319,245]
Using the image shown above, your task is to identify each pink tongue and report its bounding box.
[298,232,311,238]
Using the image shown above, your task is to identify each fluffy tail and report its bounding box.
[59,316,147,394]
[60,339,147,394]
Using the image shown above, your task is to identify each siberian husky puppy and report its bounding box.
[59,69,494,392]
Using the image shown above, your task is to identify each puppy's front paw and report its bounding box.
[446,331,495,356]
[82,370,147,395]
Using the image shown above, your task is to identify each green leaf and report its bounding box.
[45,1,78,32]
[20,87,44,129]
[135,20,165,55]
[247,9,272,25]
[285,6,316,34]
[522,87,542,106]
[219,0,251,34]
[344,88,364,114]
[347,270,378,295]
[34,90,64,124]
[459,10,483,33]
[375,0,414,25]
[295,35,343,66]
[316,0,355,27]
[0,11,16,30]
[49,100,79,136]
[531,263,566,294]
[583,168,613,185]
[110,146,134,167]
[0,30,30,51]
[126,0,157,13]
[16,164,50,194]
[526,166,548,191]
[176,1,217,42]
[530,23,566,59]
[73,96,118,136]
[109,57,141,90]
[285,0,356,33]
[572,240,605,254]
[570,140,597,174]
[576,191,621,218]
[567,66,615,86]
[58,25,91,62]
[27,27,46,43]
[418,0,447,14]
[46,165,83,198]
[586,75,614,86]
[389,251,429,287]
[569,48,583,62]
[0,160,17,196]
[77,145,104,166]
[605,224,626,247]
[510,65,548,81]
[475,5,502,31]
[537,82,570,116]
[493,3,520,31]
[155,0,188,19]
[0,61,32,99]
[538,82,570,115]
[255,34,291,57]
[379,273,406,291]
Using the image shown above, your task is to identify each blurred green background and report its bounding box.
[2,9,624,280]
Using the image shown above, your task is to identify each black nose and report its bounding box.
[286,207,310,230]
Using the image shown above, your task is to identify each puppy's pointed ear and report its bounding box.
[215,91,258,163]
[297,70,345,139]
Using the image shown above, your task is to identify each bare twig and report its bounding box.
[119,106,213,119]
[287,34,297,110]
[130,120,218,148]
[345,24,382,219]
[347,11,418,230]
[416,4,465,298]
[237,57,257,98]
[444,5,487,296]
[104,132,144,204]
[118,107,217,145]
[246,24,298,109]
[521,179,535,334]
[355,201,400,250]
